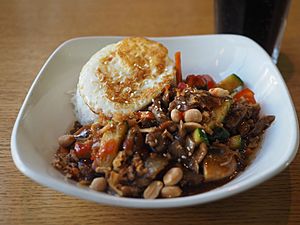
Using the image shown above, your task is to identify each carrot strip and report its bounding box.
[175,51,182,84]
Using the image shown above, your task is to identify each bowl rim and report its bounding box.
[11,34,299,208]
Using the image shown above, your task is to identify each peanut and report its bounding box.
[58,135,75,148]
[161,186,182,198]
[170,109,182,123]
[209,87,229,97]
[184,109,202,123]
[163,167,183,186]
[143,180,164,199]
[89,177,107,192]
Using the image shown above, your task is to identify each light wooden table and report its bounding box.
[1,0,299,224]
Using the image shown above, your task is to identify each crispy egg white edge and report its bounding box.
[77,44,116,116]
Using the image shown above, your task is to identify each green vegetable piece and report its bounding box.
[218,74,244,92]
[208,100,231,129]
[228,135,242,149]
[193,128,209,144]
[209,127,230,142]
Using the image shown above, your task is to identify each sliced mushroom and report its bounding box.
[119,185,141,197]
[183,122,204,131]
[139,127,157,133]
[203,150,237,182]
[144,154,168,180]
[140,121,176,133]
[185,136,197,155]
[188,142,208,173]
[135,154,168,187]
[58,135,75,148]
[178,120,186,138]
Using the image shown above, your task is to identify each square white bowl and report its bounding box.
[11,35,299,208]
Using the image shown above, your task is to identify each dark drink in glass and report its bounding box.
[215,0,291,63]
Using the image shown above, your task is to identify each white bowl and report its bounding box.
[11,35,299,208]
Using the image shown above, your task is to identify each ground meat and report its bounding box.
[248,115,275,138]
[238,120,254,136]
[225,102,261,136]
[54,149,79,180]
[169,95,190,112]
[168,88,223,112]
[123,126,144,156]
[167,140,188,163]
[148,97,169,123]
[132,153,148,176]
[53,147,69,170]
[145,130,171,152]
[225,103,248,129]
[77,159,95,182]
[246,136,261,149]
[161,85,175,109]
[180,168,204,187]
[113,153,147,185]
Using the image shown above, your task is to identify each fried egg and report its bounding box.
[76,37,176,122]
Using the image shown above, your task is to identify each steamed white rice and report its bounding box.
[72,89,98,125]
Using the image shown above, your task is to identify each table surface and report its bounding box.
[1,0,300,224]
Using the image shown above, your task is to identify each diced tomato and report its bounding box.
[201,74,216,89]
[234,88,256,104]
[177,82,187,90]
[179,111,184,121]
[186,74,206,89]
[175,52,182,84]
[74,142,92,158]
[185,74,194,86]
[97,139,118,160]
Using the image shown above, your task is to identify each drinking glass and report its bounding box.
[215,0,291,63]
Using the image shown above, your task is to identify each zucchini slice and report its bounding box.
[228,135,242,149]
[218,74,243,92]
[193,128,209,144]
[208,100,231,129]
